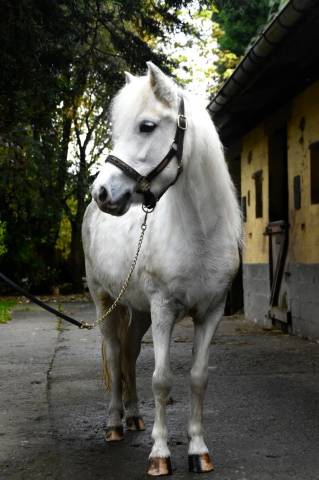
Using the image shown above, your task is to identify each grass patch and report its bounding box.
[0,300,17,324]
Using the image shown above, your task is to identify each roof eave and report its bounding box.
[208,0,317,116]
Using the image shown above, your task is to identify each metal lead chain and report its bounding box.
[86,210,149,328]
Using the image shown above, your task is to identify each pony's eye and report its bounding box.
[139,121,157,133]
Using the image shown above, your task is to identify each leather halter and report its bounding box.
[105,97,187,210]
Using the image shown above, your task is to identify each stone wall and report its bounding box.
[242,264,271,328]
[288,263,319,340]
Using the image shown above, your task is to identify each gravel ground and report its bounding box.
[1,302,319,480]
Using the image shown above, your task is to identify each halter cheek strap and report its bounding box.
[105,97,187,210]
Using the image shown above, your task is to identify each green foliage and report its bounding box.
[213,0,270,56]
[164,6,220,98]
[55,198,77,261]
[211,0,286,87]
[0,221,7,257]
[55,216,72,262]
[0,0,212,292]
[0,300,16,324]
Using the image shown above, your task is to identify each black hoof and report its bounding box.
[188,453,214,473]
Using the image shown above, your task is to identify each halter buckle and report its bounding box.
[136,177,151,193]
[177,114,188,130]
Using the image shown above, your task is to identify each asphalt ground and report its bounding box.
[1,301,319,480]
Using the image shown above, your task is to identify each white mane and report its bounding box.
[180,91,242,245]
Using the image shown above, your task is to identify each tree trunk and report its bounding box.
[68,146,89,292]
[69,219,85,292]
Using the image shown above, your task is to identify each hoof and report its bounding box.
[105,425,124,442]
[188,453,214,473]
[126,416,145,431]
[147,457,172,476]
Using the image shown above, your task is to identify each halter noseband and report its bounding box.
[105,97,187,210]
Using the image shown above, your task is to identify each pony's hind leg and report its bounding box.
[84,268,124,441]
[121,310,151,431]
[99,297,127,442]
[188,303,225,473]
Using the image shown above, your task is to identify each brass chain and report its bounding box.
[82,209,150,329]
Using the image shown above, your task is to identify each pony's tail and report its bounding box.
[101,306,131,393]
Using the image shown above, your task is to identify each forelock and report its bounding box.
[111,76,151,134]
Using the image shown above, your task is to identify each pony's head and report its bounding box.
[92,62,184,215]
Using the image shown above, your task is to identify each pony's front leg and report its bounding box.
[147,302,175,476]
[188,303,225,473]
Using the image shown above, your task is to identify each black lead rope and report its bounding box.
[0,272,92,329]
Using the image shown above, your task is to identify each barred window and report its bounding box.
[241,196,247,222]
[252,170,263,218]
[310,142,319,204]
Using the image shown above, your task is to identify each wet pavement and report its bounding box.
[1,302,319,480]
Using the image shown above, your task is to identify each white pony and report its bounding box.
[82,62,241,476]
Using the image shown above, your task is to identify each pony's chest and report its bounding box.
[90,218,139,282]
[88,208,235,310]
[143,215,239,305]
[140,224,221,301]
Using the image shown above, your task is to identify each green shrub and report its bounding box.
[0,300,16,324]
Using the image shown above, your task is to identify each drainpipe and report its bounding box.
[208,0,317,115]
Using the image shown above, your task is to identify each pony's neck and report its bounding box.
[167,94,241,243]
[177,165,219,239]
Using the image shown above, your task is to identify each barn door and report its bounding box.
[266,127,291,325]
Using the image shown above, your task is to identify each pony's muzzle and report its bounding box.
[92,184,108,205]
[92,184,132,216]
[97,186,108,202]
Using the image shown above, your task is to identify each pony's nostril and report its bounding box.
[98,186,108,203]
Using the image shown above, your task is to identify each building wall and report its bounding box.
[286,81,319,338]
[241,126,271,326]
[241,80,319,338]
[287,81,319,264]
[241,126,269,264]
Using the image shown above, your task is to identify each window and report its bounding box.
[310,142,319,204]
[293,175,301,210]
[252,170,263,218]
[268,127,288,221]
[241,196,247,222]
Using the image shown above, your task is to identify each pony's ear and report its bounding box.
[147,61,177,106]
[124,71,135,84]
